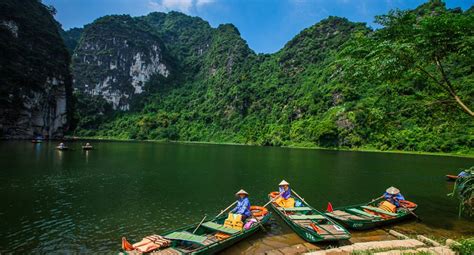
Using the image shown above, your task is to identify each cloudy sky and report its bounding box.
[44,0,471,53]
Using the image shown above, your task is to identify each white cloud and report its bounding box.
[148,0,215,13]
[196,0,215,6]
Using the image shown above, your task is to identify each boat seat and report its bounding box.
[164,231,207,245]
[326,211,367,220]
[361,206,398,216]
[201,221,240,234]
[288,214,326,220]
[282,207,312,211]
[347,208,381,218]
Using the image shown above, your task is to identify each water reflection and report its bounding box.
[33,143,42,162]
[84,150,89,163]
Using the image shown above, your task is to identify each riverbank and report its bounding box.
[222,227,471,255]
[63,136,474,159]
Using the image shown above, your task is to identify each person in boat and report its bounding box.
[383,186,405,207]
[85,142,91,147]
[275,180,295,208]
[230,189,251,220]
[58,142,65,148]
[458,170,470,178]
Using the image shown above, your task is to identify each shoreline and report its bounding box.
[59,136,474,159]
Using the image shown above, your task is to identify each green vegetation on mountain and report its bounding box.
[71,1,473,154]
[61,27,83,54]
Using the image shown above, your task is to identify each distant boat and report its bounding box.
[82,144,93,150]
[56,143,68,151]
[446,175,459,181]
[31,136,44,143]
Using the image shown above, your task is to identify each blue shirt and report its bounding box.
[279,186,291,199]
[231,197,251,217]
[458,171,469,177]
[383,192,405,207]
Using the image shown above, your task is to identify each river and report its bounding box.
[0,141,472,253]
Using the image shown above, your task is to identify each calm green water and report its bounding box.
[0,141,473,253]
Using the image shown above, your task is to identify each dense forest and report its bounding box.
[65,0,473,154]
[2,0,472,154]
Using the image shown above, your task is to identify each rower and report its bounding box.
[275,180,295,208]
[58,142,65,148]
[230,189,251,220]
[85,142,91,147]
[224,189,251,230]
[458,170,470,178]
[383,186,405,207]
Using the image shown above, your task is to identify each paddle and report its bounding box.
[251,214,268,232]
[371,195,385,202]
[396,199,421,221]
[291,189,306,204]
[192,215,207,234]
[214,201,238,219]
[263,193,282,207]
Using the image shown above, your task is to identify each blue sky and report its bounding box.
[44,0,472,53]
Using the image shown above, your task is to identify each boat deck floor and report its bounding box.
[329,210,372,220]
[293,220,348,238]
[202,233,219,245]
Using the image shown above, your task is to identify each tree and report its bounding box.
[340,1,474,117]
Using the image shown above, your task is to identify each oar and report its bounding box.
[192,215,207,234]
[397,199,421,221]
[263,193,282,207]
[371,195,385,202]
[214,201,238,219]
[252,214,268,232]
[291,189,306,205]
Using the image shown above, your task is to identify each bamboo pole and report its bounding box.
[192,215,207,234]
[214,201,237,219]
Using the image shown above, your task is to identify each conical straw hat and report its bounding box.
[386,186,400,195]
[235,189,249,196]
[279,180,290,186]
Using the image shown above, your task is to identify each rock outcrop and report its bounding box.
[0,0,73,138]
[70,12,252,112]
[71,15,170,110]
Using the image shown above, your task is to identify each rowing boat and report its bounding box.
[56,146,69,151]
[267,192,351,242]
[120,209,271,254]
[82,145,93,150]
[325,198,417,230]
[446,175,459,181]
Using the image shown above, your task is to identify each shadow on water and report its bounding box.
[0,141,473,253]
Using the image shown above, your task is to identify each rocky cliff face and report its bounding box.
[0,0,72,138]
[70,12,252,112]
[72,15,170,110]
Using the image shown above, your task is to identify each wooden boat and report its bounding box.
[82,145,93,150]
[446,175,459,181]
[56,146,69,151]
[31,139,43,143]
[325,198,417,230]
[267,191,351,242]
[120,209,272,254]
